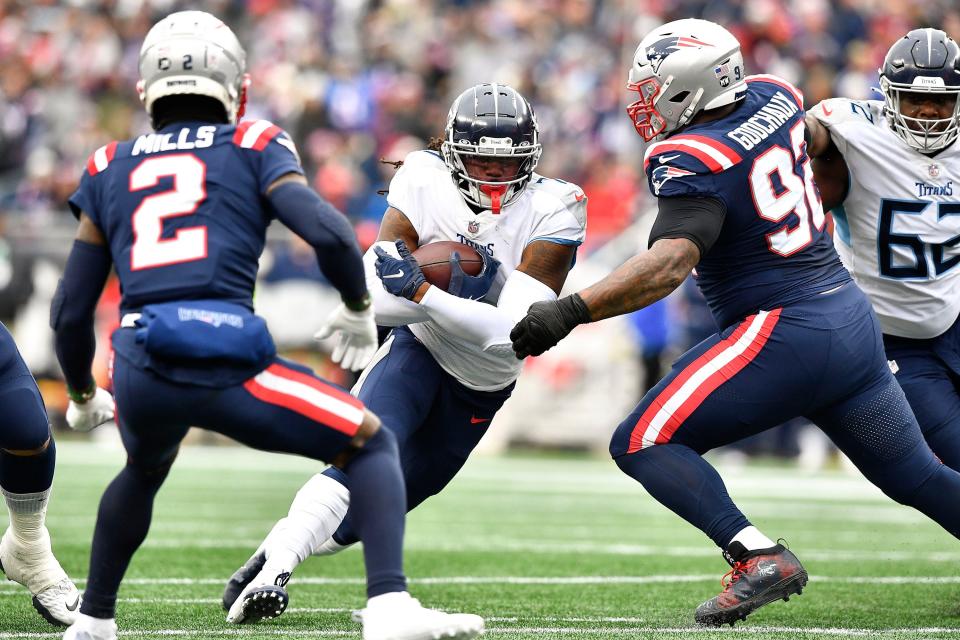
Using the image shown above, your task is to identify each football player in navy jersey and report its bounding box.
[54,11,482,640]
[511,18,960,626]
[0,325,81,626]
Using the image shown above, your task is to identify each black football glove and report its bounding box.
[448,250,501,300]
[510,293,592,359]
[374,240,427,300]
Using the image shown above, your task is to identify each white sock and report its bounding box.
[74,612,116,633]
[261,473,350,573]
[366,590,410,609]
[730,526,776,551]
[312,535,350,557]
[2,487,50,543]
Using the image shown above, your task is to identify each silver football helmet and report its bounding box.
[626,19,746,141]
[138,11,249,124]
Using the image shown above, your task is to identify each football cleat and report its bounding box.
[62,613,117,640]
[354,591,485,640]
[1,527,81,626]
[695,541,808,627]
[225,566,291,624]
[222,549,266,611]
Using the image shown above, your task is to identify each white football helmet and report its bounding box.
[138,11,249,124]
[626,19,746,141]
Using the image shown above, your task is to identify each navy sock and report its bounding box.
[0,436,55,494]
[80,462,171,618]
[615,443,750,549]
[342,427,407,598]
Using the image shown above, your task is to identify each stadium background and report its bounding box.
[0,0,958,456]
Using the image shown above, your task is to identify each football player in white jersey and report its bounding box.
[222,83,587,619]
[806,27,960,471]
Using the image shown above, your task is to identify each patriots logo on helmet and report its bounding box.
[646,36,714,73]
[652,164,696,195]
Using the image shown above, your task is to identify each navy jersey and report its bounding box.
[69,119,303,314]
[644,75,850,328]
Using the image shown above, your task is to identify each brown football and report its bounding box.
[412,241,484,291]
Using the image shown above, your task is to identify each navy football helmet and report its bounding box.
[879,28,960,152]
[441,83,541,214]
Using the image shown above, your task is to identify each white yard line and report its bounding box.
[118,537,960,563]
[2,626,960,639]
[1,574,955,589]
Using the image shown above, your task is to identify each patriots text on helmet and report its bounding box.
[725,92,799,150]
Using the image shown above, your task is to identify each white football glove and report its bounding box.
[66,387,115,432]
[314,303,377,372]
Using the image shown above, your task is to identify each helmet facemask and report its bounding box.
[441,135,541,214]
[880,78,960,152]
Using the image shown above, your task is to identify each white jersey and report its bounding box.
[815,98,960,339]
[385,149,587,390]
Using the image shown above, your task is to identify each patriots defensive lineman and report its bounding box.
[0,325,81,625]
[222,83,586,618]
[805,28,960,471]
[510,18,960,626]
[53,11,482,640]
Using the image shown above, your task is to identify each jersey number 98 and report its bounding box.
[749,121,826,257]
[129,154,208,271]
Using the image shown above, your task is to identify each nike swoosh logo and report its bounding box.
[382,270,405,279]
[574,192,586,202]
[822,103,833,116]
[470,416,490,424]
[66,595,80,611]
[658,154,681,163]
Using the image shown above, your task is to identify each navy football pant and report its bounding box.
[884,319,960,471]
[0,323,55,495]
[81,354,405,618]
[610,283,960,548]
[326,327,514,545]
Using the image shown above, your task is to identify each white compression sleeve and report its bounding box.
[364,241,429,327]
[418,269,557,350]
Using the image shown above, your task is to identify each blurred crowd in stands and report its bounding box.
[0,0,957,455]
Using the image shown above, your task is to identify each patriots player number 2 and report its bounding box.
[129,154,208,271]
[749,121,825,257]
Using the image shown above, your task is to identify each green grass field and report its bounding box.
[1,439,958,639]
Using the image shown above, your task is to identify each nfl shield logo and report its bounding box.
[929,164,941,178]
[467,220,480,234]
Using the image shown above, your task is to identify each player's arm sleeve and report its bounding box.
[384,154,424,231]
[418,269,558,352]
[251,126,305,194]
[67,170,102,227]
[50,238,113,394]
[526,179,588,249]
[365,241,429,326]
[648,195,726,255]
[267,181,368,304]
[807,98,856,157]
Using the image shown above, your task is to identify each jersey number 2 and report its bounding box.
[130,154,207,271]
[748,121,825,256]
